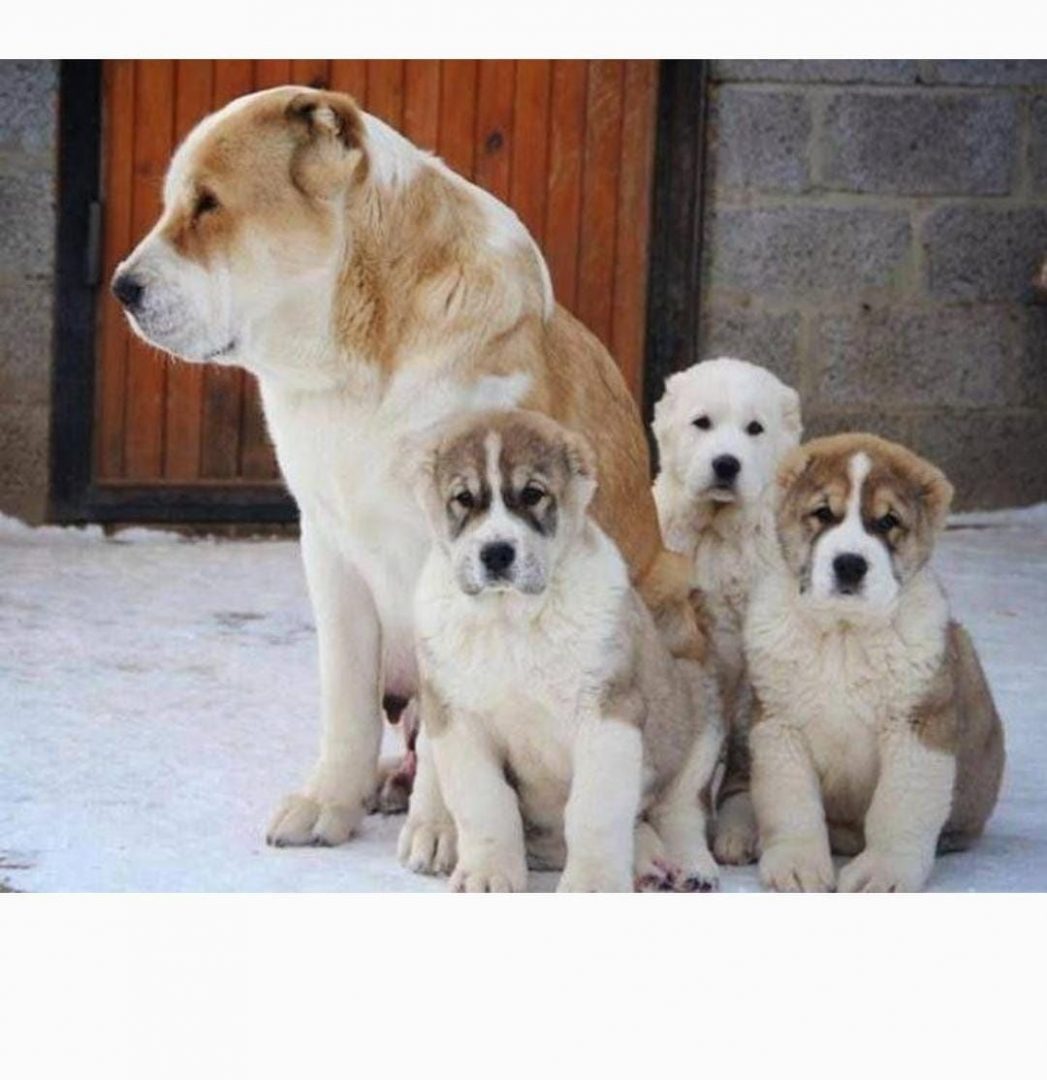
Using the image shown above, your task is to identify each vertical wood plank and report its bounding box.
[161,60,213,481]
[366,60,405,128]
[402,61,440,149]
[290,59,330,88]
[509,60,551,246]
[123,59,175,481]
[96,60,136,480]
[438,60,478,177]
[576,60,625,351]
[543,60,587,312]
[612,61,659,400]
[199,59,253,481]
[329,59,368,102]
[474,61,515,202]
[254,58,292,89]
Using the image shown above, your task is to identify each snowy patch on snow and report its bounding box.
[0,509,1044,892]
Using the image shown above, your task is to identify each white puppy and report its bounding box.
[411,409,723,892]
[652,358,802,864]
[747,434,1005,892]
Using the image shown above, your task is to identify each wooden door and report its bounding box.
[93,60,659,513]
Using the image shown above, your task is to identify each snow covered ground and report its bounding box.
[1,507,1045,892]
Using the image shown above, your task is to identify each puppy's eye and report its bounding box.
[872,512,900,534]
[812,505,835,525]
[520,483,546,508]
[451,490,475,511]
[194,190,220,219]
[746,421,764,436]
[693,415,712,431]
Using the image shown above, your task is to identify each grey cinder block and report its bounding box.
[707,87,812,193]
[822,92,1018,196]
[0,60,58,155]
[710,60,919,86]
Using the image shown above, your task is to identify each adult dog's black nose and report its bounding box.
[833,553,868,590]
[112,273,144,312]
[480,542,516,576]
[712,454,741,483]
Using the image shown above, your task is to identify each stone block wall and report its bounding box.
[700,60,1047,509]
[0,60,58,523]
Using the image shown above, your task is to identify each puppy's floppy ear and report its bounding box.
[779,384,803,446]
[916,459,954,533]
[561,428,598,510]
[776,443,812,493]
[397,424,446,530]
[286,90,364,198]
[651,371,684,449]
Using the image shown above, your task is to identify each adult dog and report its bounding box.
[111,86,701,852]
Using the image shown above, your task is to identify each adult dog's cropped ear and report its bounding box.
[286,90,365,198]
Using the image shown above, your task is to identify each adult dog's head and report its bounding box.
[775,433,954,615]
[111,88,371,372]
[413,409,597,597]
[653,358,802,509]
[110,86,550,384]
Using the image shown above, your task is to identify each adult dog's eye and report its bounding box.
[520,483,546,508]
[451,490,475,510]
[693,415,712,431]
[746,420,764,436]
[194,190,220,218]
[872,512,900,534]
[812,505,835,525]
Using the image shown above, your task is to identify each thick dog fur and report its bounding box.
[652,358,802,865]
[745,433,1005,892]
[412,410,723,892]
[112,86,703,854]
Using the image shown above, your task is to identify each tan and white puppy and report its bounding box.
[412,410,723,892]
[746,434,1005,892]
[652,358,802,865]
[111,86,702,855]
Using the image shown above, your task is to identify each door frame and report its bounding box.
[49,59,708,525]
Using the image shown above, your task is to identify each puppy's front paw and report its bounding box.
[713,796,760,866]
[397,815,457,876]
[759,840,835,892]
[558,860,633,893]
[450,851,527,893]
[838,849,930,893]
[266,793,364,848]
[674,850,720,893]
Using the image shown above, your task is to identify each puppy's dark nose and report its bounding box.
[833,553,868,590]
[712,455,741,483]
[480,542,516,576]
[112,273,144,312]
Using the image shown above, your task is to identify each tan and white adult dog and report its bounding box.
[652,358,802,865]
[746,434,1005,892]
[412,409,722,892]
[110,86,702,855]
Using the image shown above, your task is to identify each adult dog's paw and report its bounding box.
[450,852,527,893]
[759,840,835,892]
[397,816,457,876]
[266,793,364,848]
[837,849,930,893]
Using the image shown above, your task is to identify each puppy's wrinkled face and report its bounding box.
[653,357,802,508]
[417,411,596,597]
[776,435,953,615]
[111,87,365,370]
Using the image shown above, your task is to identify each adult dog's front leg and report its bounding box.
[267,522,383,847]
